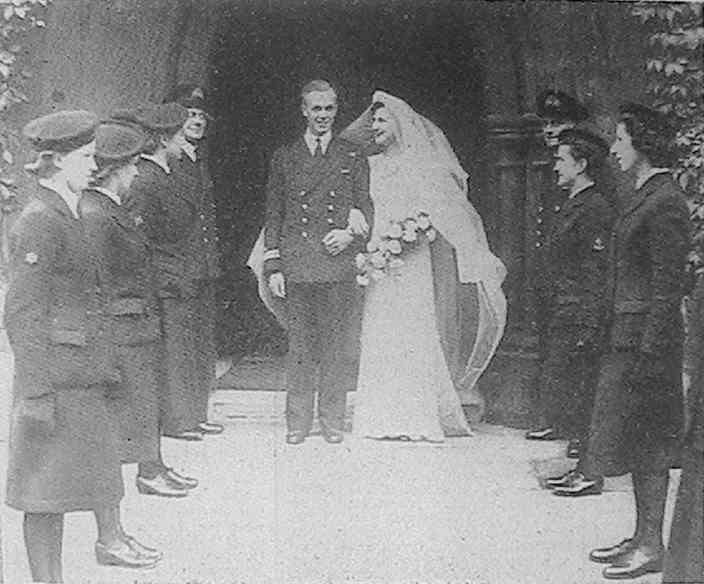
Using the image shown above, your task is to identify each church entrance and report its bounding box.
[207,1,487,358]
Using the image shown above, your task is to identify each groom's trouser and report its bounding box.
[285,281,357,434]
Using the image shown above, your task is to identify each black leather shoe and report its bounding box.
[322,428,344,444]
[589,539,635,564]
[95,540,159,568]
[286,431,307,445]
[525,427,558,440]
[164,468,198,490]
[552,473,603,497]
[566,439,581,459]
[602,548,663,579]
[545,470,578,489]
[169,429,203,441]
[123,535,163,561]
[197,421,224,435]
[136,475,188,498]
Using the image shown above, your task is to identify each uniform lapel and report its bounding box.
[303,137,346,193]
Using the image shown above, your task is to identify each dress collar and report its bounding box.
[141,153,171,174]
[91,186,121,206]
[38,178,80,219]
[181,141,198,162]
[568,180,595,200]
[304,129,332,156]
[635,167,670,191]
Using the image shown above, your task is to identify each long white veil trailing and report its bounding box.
[347,91,507,418]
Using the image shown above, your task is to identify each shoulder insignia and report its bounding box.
[24,252,38,264]
[592,237,605,251]
[134,215,144,227]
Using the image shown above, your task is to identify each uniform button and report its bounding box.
[302,231,308,238]
[538,206,544,212]
[203,226,207,231]
[302,217,309,224]
[302,203,308,210]
[536,230,542,236]
[204,237,209,242]
[327,204,334,211]
[535,242,542,248]
[329,190,336,197]
[299,190,306,197]
[537,218,543,224]
[199,213,205,219]
[327,218,334,224]
[554,205,561,212]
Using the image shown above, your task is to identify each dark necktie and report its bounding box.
[314,137,323,158]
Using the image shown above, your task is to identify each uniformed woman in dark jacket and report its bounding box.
[4,111,157,583]
[568,103,688,579]
[81,118,195,498]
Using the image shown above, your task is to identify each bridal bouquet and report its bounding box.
[355,211,437,287]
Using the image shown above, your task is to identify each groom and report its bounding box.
[263,79,372,445]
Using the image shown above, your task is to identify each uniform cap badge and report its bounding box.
[134,215,144,226]
[592,237,605,251]
[24,252,38,264]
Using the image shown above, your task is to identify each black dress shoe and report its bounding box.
[525,427,558,440]
[566,439,581,459]
[545,469,578,489]
[602,548,663,579]
[322,428,344,444]
[197,421,224,435]
[169,429,203,441]
[164,468,198,490]
[286,431,307,445]
[552,473,603,497]
[95,540,159,568]
[589,538,635,564]
[136,475,188,498]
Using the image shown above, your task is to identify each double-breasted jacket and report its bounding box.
[263,136,372,283]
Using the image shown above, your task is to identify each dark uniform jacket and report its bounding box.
[124,157,204,299]
[3,187,118,399]
[543,184,615,342]
[170,149,220,282]
[607,173,689,354]
[263,136,372,283]
[78,188,161,346]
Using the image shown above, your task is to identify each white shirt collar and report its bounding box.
[38,177,80,219]
[569,180,595,200]
[141,153,171,175]
[92,186,121,206]
[635,167,670,191]
[304,129,332,156]
[181,141,197,162]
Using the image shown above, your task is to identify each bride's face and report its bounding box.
[371,106,399,149]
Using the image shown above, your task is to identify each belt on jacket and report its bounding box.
[106,297,149,316]
[614,300,651,314]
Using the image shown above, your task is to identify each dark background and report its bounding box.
[208,0,486,358]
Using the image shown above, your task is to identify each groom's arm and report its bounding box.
[263,147,286,275]
[349,150,372,238]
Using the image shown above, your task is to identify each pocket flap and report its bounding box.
[49,329,87,346]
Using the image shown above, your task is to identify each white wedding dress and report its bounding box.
[354,155,471,441]
[351,91,507,442]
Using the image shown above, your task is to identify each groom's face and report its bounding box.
[302,89,337,136]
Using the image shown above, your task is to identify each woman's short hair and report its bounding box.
[618,103,676,167]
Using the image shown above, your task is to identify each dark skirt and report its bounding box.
[106,342,161,464]
[6,386,124,513]
[159,294,210,435]
[663,446,704,583]
[584,349,683,477]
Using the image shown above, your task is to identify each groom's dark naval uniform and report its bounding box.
[263,131,372,435]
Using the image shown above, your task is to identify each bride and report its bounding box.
[350,91,507,442]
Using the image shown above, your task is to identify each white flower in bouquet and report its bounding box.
[417,213,431,230]
[426,227,437,242]
[402,228,418,243]
[371,269,386,281]
[387,239,403,255]
[388,257,404,269]
[385,222,403,239]
[356,274,370,287]
[355,252,367,271]
[370,251,387,269]
[366,240,379,253]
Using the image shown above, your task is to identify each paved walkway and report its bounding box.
[1,390,678,584]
